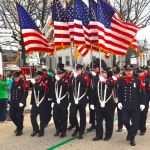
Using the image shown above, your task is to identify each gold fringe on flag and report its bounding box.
[75,49,80,59]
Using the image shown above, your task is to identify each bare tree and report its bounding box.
[107,0,150,27]
[0,0,52,50]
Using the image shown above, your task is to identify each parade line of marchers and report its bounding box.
[6,63,150,147]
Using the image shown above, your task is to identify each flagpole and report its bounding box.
[91,45,94,88]
[71,43,74,69]
[75,54,77,98]
[99,48,103,101]
[54,47,57,74]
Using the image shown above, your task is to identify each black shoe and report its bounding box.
[72,129,79,137]
[16,131,23,136]
[140,132,145,136]
[14,129,18,133]
[60,132,66,138]
[78,134,83,139]
[31,130,39,137]
[54,130,61,136]
[38,132,44,137]
[67,125,74,131]
[126,133,131,141]
[93,137,103,141]
[130,140,136,146]
[87,125,96,132]
[104,137,111,141]
[117,129,122,132]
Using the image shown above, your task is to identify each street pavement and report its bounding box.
[1,98,150,150]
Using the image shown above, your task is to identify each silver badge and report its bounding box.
[18,86,21,89]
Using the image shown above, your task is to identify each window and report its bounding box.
[58,57,62,64]
[65,56,70,66]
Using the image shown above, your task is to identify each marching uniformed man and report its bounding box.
[138,68,150,135]
[9,72,28,136]
[91,70,115,141]
[41,65,53,127]
[143,65,150,80]
[51,69,69,138]
[118,64,146,146]
[112,71,123,132]
[30,71,49,137]
[56,64,74,131]
[87,63,100,132]
[69,64,90,139]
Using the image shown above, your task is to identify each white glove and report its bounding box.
[51,102,54,108]
[90,105,94,110]
[99,76,105,82]
[19,103,24,107]
[74,72,78,78]
[69,103,71,108]
[29,105,32,110]
[55,75,60,81]
[140,105,145,111]
[118,103,123,110]
[92,71,96,76]
[112,76,117,81]
[31,79,36,84]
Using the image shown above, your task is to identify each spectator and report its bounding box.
[0,74,9,123]
[8,74,13,105]
[86,64,90,72]
[8,74,13,94]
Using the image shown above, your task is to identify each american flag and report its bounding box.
[97,0,140,55]
[131,39,138,50]
[89,0,98,45]
[131,39,143,57]
[52,0,71,49]
[16,3,54,55]
[66,3,74,42]
[74,0,90,57]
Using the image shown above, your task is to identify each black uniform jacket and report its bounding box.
[69,73,89,105]
[91,78,115,111]
[52,76,69,107]
[11,79,28,107]
[142,78,150,106]
[118,77,146,110]
[31,81,49,108]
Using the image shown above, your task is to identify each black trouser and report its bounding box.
[0,99,8,121]
[117,107,123,129]
[69,109,74,126]
[70,103,87,135]
[122,109,141,140]
[53,106,68,133]
[89,95,95,126]
[9,106,25,131]
[30,107,47,134]
[89,106,96,127]
[96,108,114,138]
[139,102,149,133]
[45,102,52,125]
[115,104,123,129]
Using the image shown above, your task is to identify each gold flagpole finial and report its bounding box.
[14,0,17,3]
